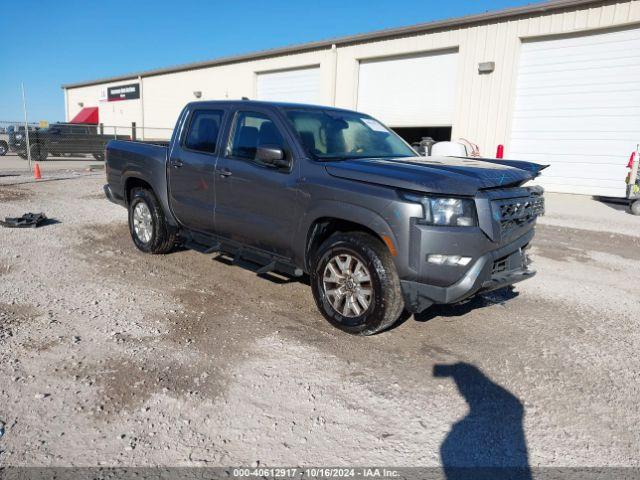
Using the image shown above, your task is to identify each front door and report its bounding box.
[214,109,299,258]
[167,108,225,233]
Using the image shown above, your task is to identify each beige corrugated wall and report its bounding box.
[65,1,640,155]
[334,0,640,155]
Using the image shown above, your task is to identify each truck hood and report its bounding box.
[324,156,547,196]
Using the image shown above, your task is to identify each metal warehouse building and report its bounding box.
[63,0,640,197]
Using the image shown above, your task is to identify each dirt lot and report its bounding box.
[1,173,639,468]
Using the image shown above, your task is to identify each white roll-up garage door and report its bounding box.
[509,28,640,197]
[357,50,458,127]
[256,66,321,104]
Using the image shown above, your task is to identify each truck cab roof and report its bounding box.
[185,99,360,115]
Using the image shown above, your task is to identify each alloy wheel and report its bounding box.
[322,253,373,317]
[133,202,153,244]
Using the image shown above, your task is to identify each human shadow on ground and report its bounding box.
[434,362,531,480]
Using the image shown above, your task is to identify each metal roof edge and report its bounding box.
[61,0,608,89]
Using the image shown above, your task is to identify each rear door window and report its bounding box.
[184,110,223,154]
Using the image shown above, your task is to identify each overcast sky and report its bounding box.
[0,0,534,122]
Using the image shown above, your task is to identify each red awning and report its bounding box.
[70,107,99,124]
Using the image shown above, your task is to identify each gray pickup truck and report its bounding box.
[105,100,546,335]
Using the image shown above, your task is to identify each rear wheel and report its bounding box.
[128,188,176,254]
[310,232,404,335]
[93,153,105,161]
[0,141,8,156]
[631,199,640,216]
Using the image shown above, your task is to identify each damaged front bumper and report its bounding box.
[401,229,535,313]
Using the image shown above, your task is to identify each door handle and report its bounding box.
[216,168,232,177]
[169,159,183,168]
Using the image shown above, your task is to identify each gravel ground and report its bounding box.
[0,152,98,176]
[0,173,639,468]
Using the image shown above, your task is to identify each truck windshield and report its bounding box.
[284,108,416,160]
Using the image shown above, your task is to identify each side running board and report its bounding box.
[182,233,304,278]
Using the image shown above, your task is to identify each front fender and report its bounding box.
[293,200,399,271]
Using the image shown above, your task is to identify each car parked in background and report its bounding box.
[0,127,9,156]
[10,123,130,161]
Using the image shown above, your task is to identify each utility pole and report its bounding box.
[21,83,32,171]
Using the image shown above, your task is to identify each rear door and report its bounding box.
[75,126,94,154]
[83,125,103,154]
[213,107,299,258]
[167,108,226,233]
[70,126,89,155]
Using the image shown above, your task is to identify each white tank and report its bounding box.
[429,141,468,157]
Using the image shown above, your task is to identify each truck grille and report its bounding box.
[492,190,544,237]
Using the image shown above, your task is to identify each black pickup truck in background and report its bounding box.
[10,123,130,161]
[0,127,10,156]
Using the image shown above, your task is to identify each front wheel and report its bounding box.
[93,153,105,161]
[310,232,404,335]
[631,199,640,216]
[0,141,8,156]
[128,188,176,254]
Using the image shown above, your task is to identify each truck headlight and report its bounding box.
[402,193,477,227]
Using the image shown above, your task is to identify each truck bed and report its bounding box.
[105,140,174,223]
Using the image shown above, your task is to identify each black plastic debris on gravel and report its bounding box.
[0,213,59,228]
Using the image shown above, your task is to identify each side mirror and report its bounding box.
[256,145,289,169]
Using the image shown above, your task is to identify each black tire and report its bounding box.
[310,232,404,335]
[128,188,176,254]
[0,141,8,156]
[93,153,105,162]
[631,200,640,216]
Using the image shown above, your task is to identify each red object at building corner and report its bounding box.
[496,144,504,159]
[627,151,636,169]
